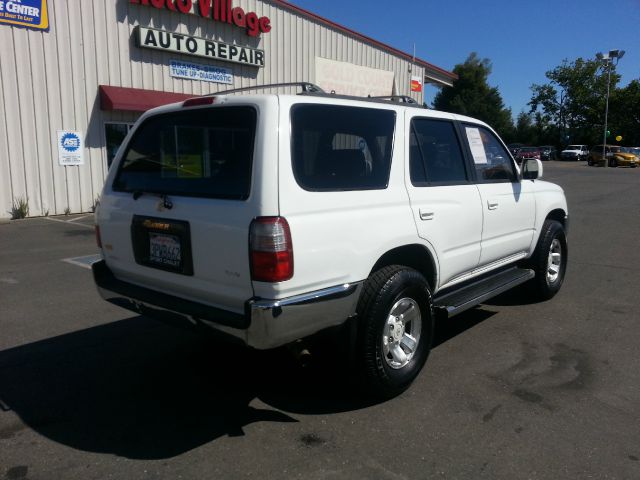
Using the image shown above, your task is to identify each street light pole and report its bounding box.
[602,60,612,167]
[595,49,625,168]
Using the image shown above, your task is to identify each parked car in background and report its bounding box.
[561,145,589,161]
[539,146,557,161]
[508,143,525,157]
[588,145,639,167]
[515,146,541,164]
[620,147,640,159]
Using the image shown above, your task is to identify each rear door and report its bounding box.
[97,100,277,313]
[405,114,483,287]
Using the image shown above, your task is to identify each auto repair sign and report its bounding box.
[57,131,84,166]
[137,26,265,67]
[0,0,49,31]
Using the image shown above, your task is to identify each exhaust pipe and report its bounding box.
[287,340,312,368]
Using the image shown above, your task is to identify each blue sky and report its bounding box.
[289,0,640,117]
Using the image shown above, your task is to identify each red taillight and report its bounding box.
[95,224,102,249]
[182,97,215,108]
[249,217,293,282]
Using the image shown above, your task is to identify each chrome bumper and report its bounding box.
[92,260,362,349]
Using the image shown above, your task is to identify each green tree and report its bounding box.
[609,80,640,146]
[514,112,535,144]
[529,58,621,146]
[433,53,514,140]
[513,111,563,146]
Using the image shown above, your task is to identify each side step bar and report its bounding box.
[433,267,534,318]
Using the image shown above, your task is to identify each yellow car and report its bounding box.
[587,145,639,167]
[621,147,640,159]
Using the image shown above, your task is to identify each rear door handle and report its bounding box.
[487,200,499,210]
[419,210,435,221]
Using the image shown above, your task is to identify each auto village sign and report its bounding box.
[130,0,271,37]
[131,0,269,69]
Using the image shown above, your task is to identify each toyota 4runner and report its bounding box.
[93,83,569,398]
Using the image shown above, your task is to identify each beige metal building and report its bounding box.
[0,0,456,219]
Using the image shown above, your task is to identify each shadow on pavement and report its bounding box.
[482,284,544,306]
[0,317,300,459]
[0,308,495,459]
[433,307,497,347]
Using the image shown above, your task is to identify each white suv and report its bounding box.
[93,83,569,398]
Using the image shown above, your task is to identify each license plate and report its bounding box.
[149,233,182,268]
[131,216,193,275]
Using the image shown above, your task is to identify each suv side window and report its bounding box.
[410,118,468,185]
[464,125,516,182]
[291,105,395,191]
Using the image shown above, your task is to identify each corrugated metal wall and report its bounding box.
[0,0,428,218]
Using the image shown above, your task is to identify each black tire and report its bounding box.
[609,158,618,168]
[526,220,567,301]
[356,266,434,399]
[587,157,593,166]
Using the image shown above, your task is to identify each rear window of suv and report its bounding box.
[113,107,256,200]
[290,104,396,191]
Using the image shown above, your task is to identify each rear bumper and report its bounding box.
[92,260,362,349]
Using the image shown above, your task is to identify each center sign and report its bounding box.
[136,26,265,68]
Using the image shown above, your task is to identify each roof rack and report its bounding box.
[300,91,427,109]
[368,95,419,105]
[204,82,325,97]
[195,81,426,109]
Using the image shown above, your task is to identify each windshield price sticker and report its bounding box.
[465,127,488,165]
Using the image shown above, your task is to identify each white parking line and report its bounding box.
[62,254,102,270]
[43,216,93,229]
[67,214,92,223]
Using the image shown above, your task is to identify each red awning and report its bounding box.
[99,85,195,112]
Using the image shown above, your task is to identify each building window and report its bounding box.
[105,122,134,168]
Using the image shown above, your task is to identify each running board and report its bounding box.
[433,267,534,318]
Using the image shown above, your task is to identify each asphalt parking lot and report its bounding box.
[1,161,640,479]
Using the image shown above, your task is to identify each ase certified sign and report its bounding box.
[57,130,84,166]
[136,26,264,68]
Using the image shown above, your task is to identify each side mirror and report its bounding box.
[522,158,543,180]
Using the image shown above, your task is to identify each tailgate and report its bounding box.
[97,103,270,313]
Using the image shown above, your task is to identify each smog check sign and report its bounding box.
[0,0,49,31]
